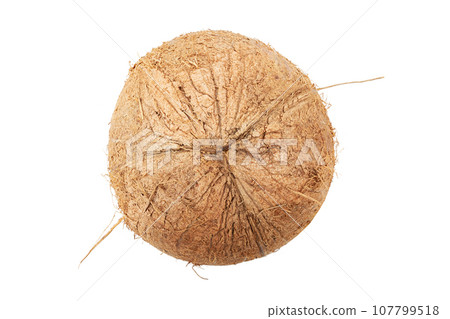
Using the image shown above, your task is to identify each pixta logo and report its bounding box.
[125,129,325,175]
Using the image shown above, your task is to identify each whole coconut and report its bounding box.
[108,30,335,265]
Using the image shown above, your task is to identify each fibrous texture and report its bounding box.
[108,30,335,265]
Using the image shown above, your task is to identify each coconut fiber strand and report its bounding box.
[108,30,335,265]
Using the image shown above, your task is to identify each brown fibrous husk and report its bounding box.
[108,30,336,265]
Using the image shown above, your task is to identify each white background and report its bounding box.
[0,1,449,318]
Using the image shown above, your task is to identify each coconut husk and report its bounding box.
[107,30,336,265]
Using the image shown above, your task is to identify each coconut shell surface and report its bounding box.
[108,30,335,265]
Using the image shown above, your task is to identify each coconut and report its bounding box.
[108,30,335,265]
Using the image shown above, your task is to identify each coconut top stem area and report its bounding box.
[108,30,335,265]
